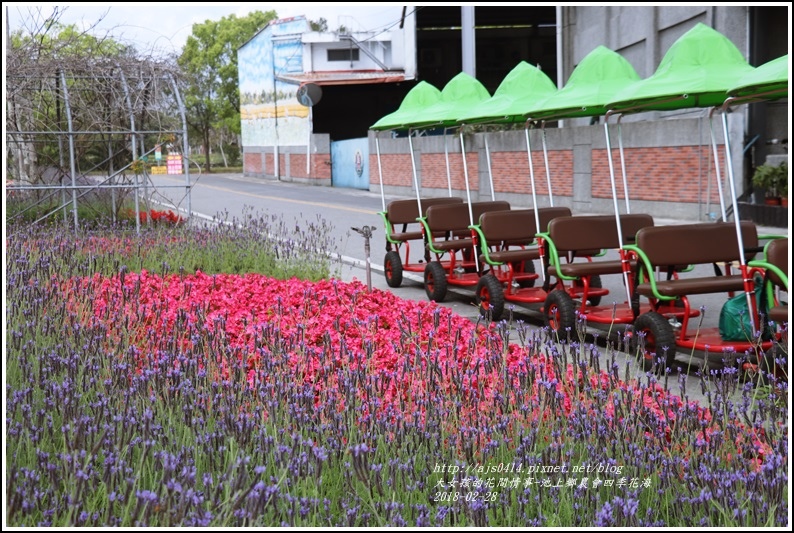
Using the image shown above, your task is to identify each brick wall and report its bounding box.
[293,153,333,181]
[592,146,719,203]
[244,152,263,174]
[490,150,573,196]
[265,153,274,175]
[312,154,332,180]
[420,152,479,191]
[370,153,415,187]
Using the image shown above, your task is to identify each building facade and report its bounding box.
[239,5,789,224]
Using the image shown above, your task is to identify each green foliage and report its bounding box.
[10,20,134,58]
[6,187,137,229]
[751,161,788,197]
[178,10,277,172]
[310,17,328,32]
[8,14,139,182]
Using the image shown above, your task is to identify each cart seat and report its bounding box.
[385,197,462,243]
[477,207,572,265]
[545,214,654,279]
[424,201,511,254]
[631,221,759,300]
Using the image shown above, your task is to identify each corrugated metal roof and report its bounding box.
[277,70,406,86]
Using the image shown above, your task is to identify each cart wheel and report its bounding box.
[424,261,448,302]
[476,274,505,321]
[631,311,677,372]
[544,289,576,339]
[514,260,536,288]
[384,251,403,288]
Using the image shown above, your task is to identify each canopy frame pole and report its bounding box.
[459,129,480,272]
[718,104,757,333]
[616,114,631,214]
[375,132,385,212]
[604,111,633,304]
[540,122,554,206]
[444,127,453,196]
[484,128,495,201]
[524,120,545,283]
[707,107,728,221]
[408,128,422,215]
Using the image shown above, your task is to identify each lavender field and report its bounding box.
[4,213,789,527]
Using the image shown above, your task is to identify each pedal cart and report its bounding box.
[379,197,462,287]
[419,200,511,301]
[605,25,788,371]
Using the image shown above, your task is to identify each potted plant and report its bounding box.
[751,161,788,205]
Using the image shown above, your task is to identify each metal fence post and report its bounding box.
[351,226,376,291]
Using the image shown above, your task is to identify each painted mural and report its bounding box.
[239,17,310,147]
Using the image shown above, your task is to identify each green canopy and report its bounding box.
[457,61,557,124]
[607,23,755,112]
[401,71,492,129]
[727,53,789,101]
[370,81,442,131]
[524,45,642,120]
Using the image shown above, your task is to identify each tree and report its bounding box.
[310,18,328,32]
[6,6,159,183]
[178,10,277,172]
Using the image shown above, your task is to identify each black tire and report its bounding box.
[515,260,537,288]
[424,261,448,302]
[384,251,403,288]
[543,289,577,339]
[631,312,677,372]
[476,274,506,321]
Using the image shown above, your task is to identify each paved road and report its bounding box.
[145,171,789,406]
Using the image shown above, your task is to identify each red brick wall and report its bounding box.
[370,153,414,187]
[490,150,573,196]
[592,146,719,203]
[265,153,274,175]
[313,154,331,180]
[244,152,263,174]
[420,152,479,191]
[290,154,311,177]
[289,153,331,180]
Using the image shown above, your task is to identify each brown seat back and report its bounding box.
[635,221,758,267]
[386,197,462,225]
[479,206,571,243]
[548,214,654,253]
[426,201,510,233]
[537,207,573,234]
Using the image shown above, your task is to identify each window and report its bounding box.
[327,49,359,62]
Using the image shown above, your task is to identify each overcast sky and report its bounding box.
[4,2,412,56]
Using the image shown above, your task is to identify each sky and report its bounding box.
[4,2,412,57]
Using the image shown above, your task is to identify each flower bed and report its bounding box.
[5,222,788,527]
